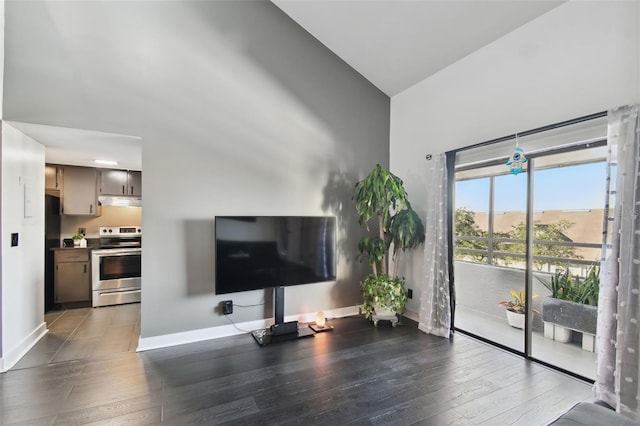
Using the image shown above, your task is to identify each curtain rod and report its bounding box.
[442,110,607,158]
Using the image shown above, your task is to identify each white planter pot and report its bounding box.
[374,304,396,317]
[505,310,525,329]
[543,322,572,343]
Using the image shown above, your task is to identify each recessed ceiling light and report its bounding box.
[94,159,119,166]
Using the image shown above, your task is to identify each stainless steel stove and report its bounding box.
[91,226,142,307]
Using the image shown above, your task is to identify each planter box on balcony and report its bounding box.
[541,296,598,351]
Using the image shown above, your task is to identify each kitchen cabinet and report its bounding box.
[54,249,91,304]
[61,166,100,215]
[100,169,142,196]
[45,164,63,192]
[128,171,142,196]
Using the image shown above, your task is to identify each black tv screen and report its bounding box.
[215,216,336,295]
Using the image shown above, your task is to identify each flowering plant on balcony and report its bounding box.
[499,289,537,314]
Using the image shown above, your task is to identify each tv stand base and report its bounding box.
[251,326,315,346]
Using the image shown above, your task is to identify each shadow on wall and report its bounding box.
[322,170,369,306]
[184,219,216,296]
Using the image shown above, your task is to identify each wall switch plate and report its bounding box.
[222,300,233,315]
[10,233,19,247]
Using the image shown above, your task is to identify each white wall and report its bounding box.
[390,0,640,315]
[0,123,46,372]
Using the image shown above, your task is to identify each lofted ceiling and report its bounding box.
[3,0,563,169]
[272,0,564,96]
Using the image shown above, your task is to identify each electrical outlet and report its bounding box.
[78,227,86,235]
[407,288,413,299]
[222,300,233,315]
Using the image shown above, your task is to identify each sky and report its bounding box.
[456,162,607,212]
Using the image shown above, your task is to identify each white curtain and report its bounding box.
[418,153,451,338]
[594,105,640,420]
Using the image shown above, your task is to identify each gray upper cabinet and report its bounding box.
[61,166,99,215]
[45,164,64,193]
[128,171,142,196]
[100,169,141,196]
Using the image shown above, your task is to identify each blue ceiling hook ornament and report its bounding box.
[506,146,527,175]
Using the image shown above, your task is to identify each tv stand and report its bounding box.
[251,326,315,346]
[251,287,315,346]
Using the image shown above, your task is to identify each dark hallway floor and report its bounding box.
[12,303,140,370]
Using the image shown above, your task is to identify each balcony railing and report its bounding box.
[455,235,601,273]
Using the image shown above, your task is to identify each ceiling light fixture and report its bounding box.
[94,159,119,166]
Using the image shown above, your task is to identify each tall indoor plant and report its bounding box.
[354,164,425,321]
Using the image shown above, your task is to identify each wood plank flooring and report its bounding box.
[1,316,592,425]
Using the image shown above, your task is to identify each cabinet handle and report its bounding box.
[131,186,134,195]
[90,204,93,214]
[84,264,87,274]
[122,185,125,195]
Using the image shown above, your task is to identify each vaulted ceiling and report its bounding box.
[2,0,563,168]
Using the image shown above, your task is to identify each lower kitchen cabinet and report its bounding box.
[54,249,91,304]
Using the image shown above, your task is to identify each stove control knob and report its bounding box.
[108,229,113,233]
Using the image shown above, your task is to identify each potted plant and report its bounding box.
[360,274,407,321]
[354,164,425,324]
[540,264,599,349]
[72,233,86,247]
[498,289,537,329]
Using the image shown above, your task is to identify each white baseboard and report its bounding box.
[136,305,361,353]
[403,308,419,323]
[0,322,48,373]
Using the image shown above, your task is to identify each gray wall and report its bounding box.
[139,2,389,338]
[2,1,389,339]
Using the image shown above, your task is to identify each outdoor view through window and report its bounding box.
[454,147,606,380]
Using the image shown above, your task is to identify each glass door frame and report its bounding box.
[447,111,607,383]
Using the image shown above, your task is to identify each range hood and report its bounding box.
[99,195,142,207]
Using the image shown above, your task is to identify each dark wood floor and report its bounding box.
[0,316,591,425]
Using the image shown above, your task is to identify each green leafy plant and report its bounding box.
[541,264,599,306]
[354,164,425,278]
[354,164,425,321]
[498,289,537,314]
[361,274,407,320]
[388,208,425,278]
[72,233,85,241]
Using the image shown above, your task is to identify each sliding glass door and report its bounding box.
[452,114,607,380]
[528,153,606,380]
[454,168,528,353]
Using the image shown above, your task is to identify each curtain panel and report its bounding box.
[418,153,451,338]
[594,105,640,420]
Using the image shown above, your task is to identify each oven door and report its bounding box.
[92,249,142,292]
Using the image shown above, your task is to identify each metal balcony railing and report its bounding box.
[455,235,600,269]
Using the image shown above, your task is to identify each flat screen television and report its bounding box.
[215,216,336,295]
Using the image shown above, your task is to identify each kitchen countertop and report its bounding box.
[51,246,98,251]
